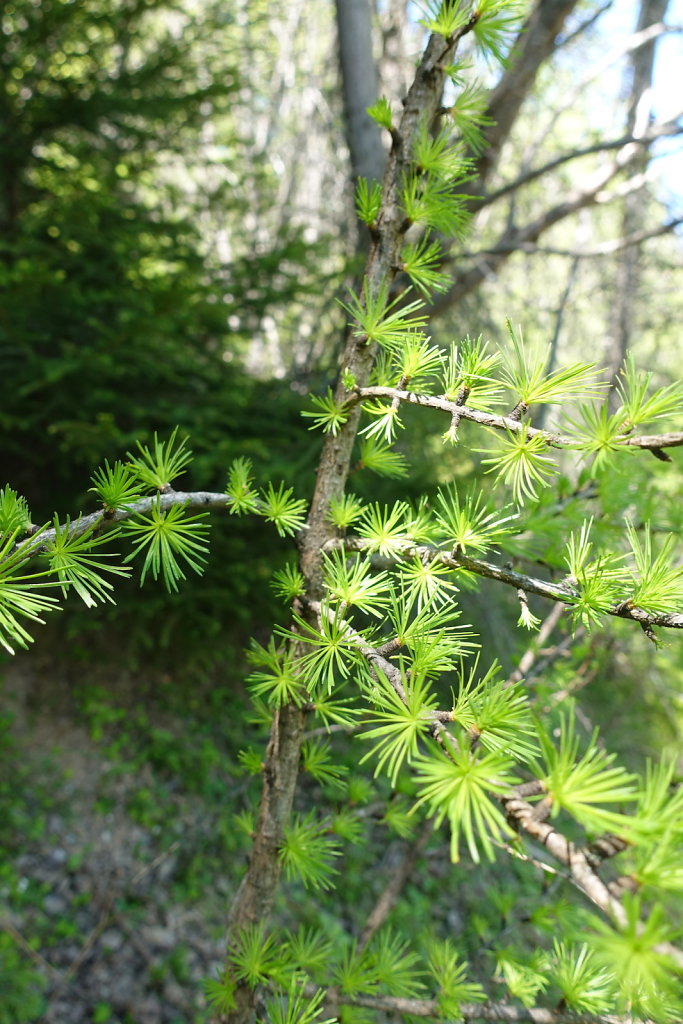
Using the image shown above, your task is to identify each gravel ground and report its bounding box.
[2,659,235,1024]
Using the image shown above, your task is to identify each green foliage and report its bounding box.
[302,389,351,436]
[128,429,193,491]
[355,178,383,227]
[0,935,46,1024]
[435,485,516,553]
[452,660,538,762]
[226,458,260,515]
[204,971,237,1016]
[413,122,469,180]
[355,439,409,479]
[481,426,558,505]
[472,0,524,64]
[396,553,459,608]
[323,550,392,616]
[122,500,210,593]
[279,813,341,890]
[440,335,503,413]
[283,927,334,976]
[495,949,548,1006]
[360,670,439,785]
[627,523,683,614]
[327,492,366,530]
[365,97,393,131]
[426,938,485,1015]
[413,741,518,862]
[259,482,308,538]
[447,82,494,154]
[371,929,425,996]
[247,637,305,708]
[301,738,348,789]
[534,710,638,834]
[550,940,613,1014]
[342,281,429,349]
[569,402,628,471]
[277,605,364,694]
[418,1,472,38]
[228,923,284,987]
[501,321,604,408]
[0,530,60,653]
[271,563,306,603]
[402,172,471,237]
[588,897,683,1019]
[45,517,130,606]
[334,942,378,996]
[564,520,627,627]
[4,5,683,1022]
[0,487,32,537]
[261,983,336,1024]
[355,501,411,556]
[400,238,451,297]
[89,461,142,512]
[616,352,683,430]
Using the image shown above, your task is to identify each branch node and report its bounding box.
[649,446,672,462]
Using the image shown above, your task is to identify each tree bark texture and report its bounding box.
[220,18,477,1024]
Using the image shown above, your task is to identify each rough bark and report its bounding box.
[218,17,478,1024]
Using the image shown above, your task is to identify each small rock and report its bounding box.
[43,893,67,915]
[141,925,175,949]
[163,980,186,1005]
[135,997,163,1024]
[100,928,124,952]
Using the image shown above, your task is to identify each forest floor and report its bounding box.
[1,655,240,1024]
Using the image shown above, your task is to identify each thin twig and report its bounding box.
[350,384,683,456]
[505,602,566,686]
[357,824,433,950]
[302,981,643,1022]
[0,917,62,978]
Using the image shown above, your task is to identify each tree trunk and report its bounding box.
[335,0,386,185]
[218,20,476,1023]
[606,0,670,396]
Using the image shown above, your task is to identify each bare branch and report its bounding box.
[357,824,433,950]
[502,794,626,922]
[478,123,683,211]
[557,1,614,48]
[505,602,567,686]
[307,985,645,1023]
[431,114,682,315]
[502,795,683,970]
[525,19,683,164]
[621,431,683,453]
[12,491,231,558]
[469,0,581,194]
[458,216,683,259]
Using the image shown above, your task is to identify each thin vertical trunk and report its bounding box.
[607,0,670,398]
[335,0,386,185]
